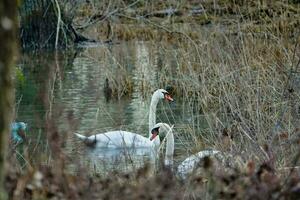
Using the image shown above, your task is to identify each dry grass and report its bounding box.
[5,155,300,199]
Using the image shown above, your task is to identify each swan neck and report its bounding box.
[149,95,159,137]
[165,129,174,159]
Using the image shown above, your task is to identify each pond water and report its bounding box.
[16,41,207,174]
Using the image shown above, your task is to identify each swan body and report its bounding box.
[11,122,27,143]
[74,89,173,147]
[85,146,156,174]
[74,131,153,148]
[177,150,221,179]
[77,123,174,174]
[74,123,174,151]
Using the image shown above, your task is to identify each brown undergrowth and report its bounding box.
[5,154,300,199]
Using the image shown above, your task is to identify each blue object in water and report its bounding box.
[11,122,27,143]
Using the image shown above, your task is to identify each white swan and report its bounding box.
[74,89,173,147]
[151,127,222,175]
[150,128,223,177]
[149,89,173,146]
[150,123,174,165]
[79,123,174,175]
[74,123,174,152]
[177,150,221,179]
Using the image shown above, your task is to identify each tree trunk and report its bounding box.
[19,0,75,50]
[0,0,18,199]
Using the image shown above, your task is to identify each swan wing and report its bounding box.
[94,131,152,148]
[177,150,220,178]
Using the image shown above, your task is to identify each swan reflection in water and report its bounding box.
[83,146,156,174]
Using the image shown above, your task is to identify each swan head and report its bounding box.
[153,89,173,102]
[150,123,172,141]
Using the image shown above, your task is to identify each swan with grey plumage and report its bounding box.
[148,126,222,178]
[177,150,221,179]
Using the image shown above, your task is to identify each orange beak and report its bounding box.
[164,94,174,102]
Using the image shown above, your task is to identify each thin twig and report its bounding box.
[53,0,61,49]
